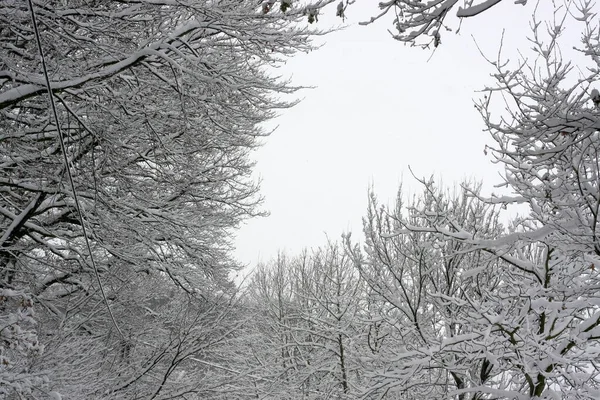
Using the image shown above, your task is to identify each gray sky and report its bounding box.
[233,1,580,266]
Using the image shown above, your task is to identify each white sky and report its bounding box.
[233,1,584,266]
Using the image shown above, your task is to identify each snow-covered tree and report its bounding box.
[346,4,600,399]
[346,183,506,399]
[358,0,530,46]
[473,4,600,397]
[247,243,364,399]
[0,0,331,397]
[291,244,363,397]
[245,254,301,398]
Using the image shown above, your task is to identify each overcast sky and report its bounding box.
[233,1,582,266]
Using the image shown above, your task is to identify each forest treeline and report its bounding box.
[1,0,600,399]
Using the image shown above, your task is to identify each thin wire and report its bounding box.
[27,0,124,339]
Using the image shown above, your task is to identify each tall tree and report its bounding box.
[247,243,364,399]
[346,183,505,399]
[0,0,331,397]
[473,4,600,397]
[346,4,600,399]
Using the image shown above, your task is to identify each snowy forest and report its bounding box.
[2,0,600,399]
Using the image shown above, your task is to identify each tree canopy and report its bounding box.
[360,0,529,46]
[0,0,330,397]
[2,0,600,399]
